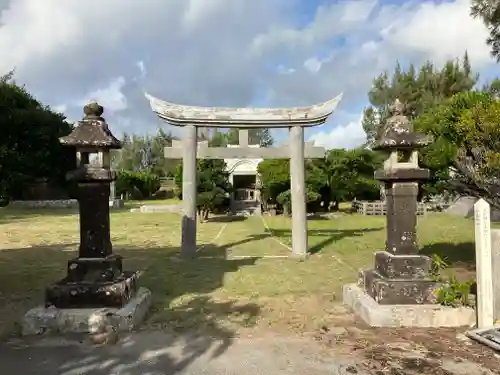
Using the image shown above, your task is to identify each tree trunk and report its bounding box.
[379,184,386,202]
[333,200,339,211]
[198,207,209,223]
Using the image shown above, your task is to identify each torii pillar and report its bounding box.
[145,93,343,258]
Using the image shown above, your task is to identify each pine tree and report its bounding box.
[471,0,500,61]
[361,53,477,147]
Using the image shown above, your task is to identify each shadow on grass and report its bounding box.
[205,215,247,223]
[306,214,330,221]
[0,239,261,374]
[420,242,475,267]
[269,227,383,255]
[0,208,78,224]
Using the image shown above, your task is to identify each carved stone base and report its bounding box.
[45,254,138,308]
[360,269,437,305]
[374,251,432,279]
[66,255,123,282]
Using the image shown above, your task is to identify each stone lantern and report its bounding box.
[361,99,437,305]
[45,101,137,308]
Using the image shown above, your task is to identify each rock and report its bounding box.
[319,325,348,337]
[89,326,119,345]
[455,333,472,345]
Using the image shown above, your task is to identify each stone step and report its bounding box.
[374,251,432,279]
[359,269,438,305]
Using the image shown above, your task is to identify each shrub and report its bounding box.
[116,170,161,199]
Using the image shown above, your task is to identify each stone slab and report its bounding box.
[343,283,475,327]
[466,325,500,351]
[138,204,183,214]
[109,198,124,209]
[22,287,152,335]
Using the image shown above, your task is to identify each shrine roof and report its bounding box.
[145,93,342,128]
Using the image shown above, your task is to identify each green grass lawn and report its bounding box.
[0,207,478,338]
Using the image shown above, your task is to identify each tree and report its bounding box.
[362,56,477,147]
[257,159,290,209]
[257,148,382,213]
[471,0,500,61]
[0,71,74,200]
[413,91,500,205]
[114,129,179,177]
[226,128,274,146]
[174,159,232,221]
[482,77,500,98]
[324,149,383,210]
[209,130,228,147]
[115,169,161,199]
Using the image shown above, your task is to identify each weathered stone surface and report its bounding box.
[374,251,432,279]
[76,182,113,258]
[8,199,78,209]
[374,168,430,181]
[164,139,326,159]
[23,287,152,335]
[66,166,117,182]
[111,287,152,331]
[145,92,343,127]
[43,101,141,312]
[343,284,475,327]
[59,101,121,149]
[67,255,123,281]
[152,92,340,259]
[373,99,432,151]
[45,270,137,309]
[385,181,420,255]
[346,99,442,312]
[109,198,124,209]
[361,269,437,305]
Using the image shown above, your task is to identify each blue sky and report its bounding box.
[0,0,495,148]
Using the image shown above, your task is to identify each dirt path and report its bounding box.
[0,331,366,375]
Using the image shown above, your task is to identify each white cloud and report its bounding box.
[383,0,491,66]
[136,61,147,80]
[52,104,67,114]
[303,57,322,73]
[0,0,493,149]
[78,76,128,113]
[309,115,367,150]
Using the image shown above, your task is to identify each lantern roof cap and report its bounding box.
[59,101,121,149]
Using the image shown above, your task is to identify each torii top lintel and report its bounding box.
[145,92,342,128]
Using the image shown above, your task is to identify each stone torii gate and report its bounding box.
[145,93,342,258]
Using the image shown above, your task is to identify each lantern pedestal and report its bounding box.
[342,99,475,327]
[22,102,151,336]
